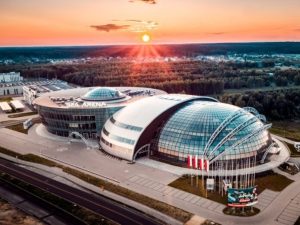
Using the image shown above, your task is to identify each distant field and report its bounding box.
[269,121,300,142]
[224,85,300,94]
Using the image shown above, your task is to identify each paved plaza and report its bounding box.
[276,192,300,225]
[255,189,279,211]
[126,174,224,215]
[0,124,299,225]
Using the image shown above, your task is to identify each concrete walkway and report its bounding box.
[275,192,300,225]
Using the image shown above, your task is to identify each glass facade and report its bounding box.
[81,87,125,101]
[103,127,135,145]
[151,100,271,166]
[110,116,143,132]
[37,105,122,138]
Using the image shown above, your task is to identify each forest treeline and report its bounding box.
[1,59,300,120]
[1,60,299,96]
[220,90,300,120]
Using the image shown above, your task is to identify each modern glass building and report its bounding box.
[100,94,273,170]
[33,87,166,139]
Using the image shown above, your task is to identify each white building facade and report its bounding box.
[0,72,23,83]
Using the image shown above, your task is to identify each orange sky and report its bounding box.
[1,0,300,46]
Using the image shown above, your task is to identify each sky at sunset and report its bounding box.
[1,0,300,46]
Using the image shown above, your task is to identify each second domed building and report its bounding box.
[100,94,272,170]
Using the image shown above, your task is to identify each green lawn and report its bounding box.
[169,171,293,205]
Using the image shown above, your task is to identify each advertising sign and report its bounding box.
[206,178,215,191]
[227,186,258,207]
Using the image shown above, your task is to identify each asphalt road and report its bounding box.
[271,134,296,145]
[0,158,164,225]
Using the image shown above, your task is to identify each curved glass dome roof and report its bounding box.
[157,100,271,161]
[81,87,126,101]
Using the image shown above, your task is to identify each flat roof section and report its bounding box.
[33,87,167,109]
[0,102,12,112]
[10,100,25,109]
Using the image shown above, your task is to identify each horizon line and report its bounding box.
[1,40,300,48]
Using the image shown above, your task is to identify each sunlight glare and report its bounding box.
[142,34,151,43]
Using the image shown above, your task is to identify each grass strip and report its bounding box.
[8,112,37,118]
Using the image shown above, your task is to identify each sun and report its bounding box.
[142,34,151,43]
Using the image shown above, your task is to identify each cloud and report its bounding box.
[90,24,130,32]
[294,28,300,32]
[108,20,158,33]
[126,20,158,32]
[90,20,158,33]
[207,32,226,35]
[129,0,157,4]
[112,19,142,23]
[126,19,142,23]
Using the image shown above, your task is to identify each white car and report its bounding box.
[294,142,300,152]
[269,146,280,154]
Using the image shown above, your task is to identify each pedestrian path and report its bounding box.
[256,189,279,211]
[127,175,225,215]
[276,192,300,225]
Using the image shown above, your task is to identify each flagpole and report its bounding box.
[201,156,204,189]
[196,155,198,187]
